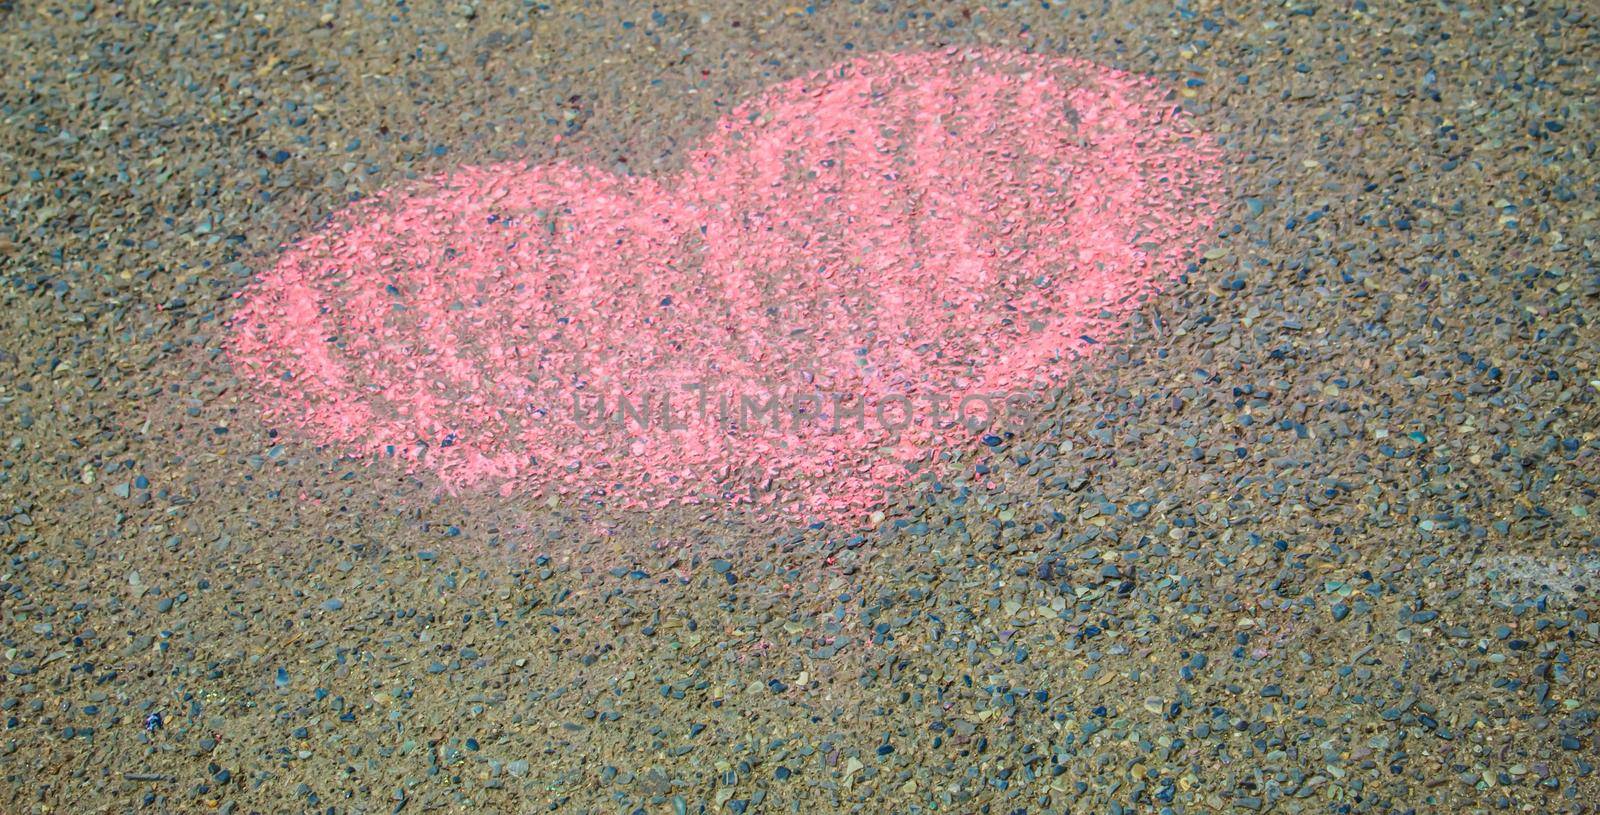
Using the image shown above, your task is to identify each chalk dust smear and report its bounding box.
[228,48,1223,520]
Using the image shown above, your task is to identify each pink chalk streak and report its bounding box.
[227,48,1223,521]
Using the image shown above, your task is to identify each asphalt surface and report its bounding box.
[1,1,1597,813]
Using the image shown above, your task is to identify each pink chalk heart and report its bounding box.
[228,48,1222,519]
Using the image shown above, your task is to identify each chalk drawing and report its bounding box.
[228,49,1223,519]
